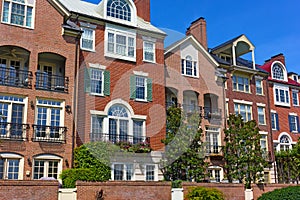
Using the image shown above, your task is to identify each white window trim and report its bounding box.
[143,39,156,63]
[111,163,135,181]
[233,99,253,105]
[0,153,24,180]
[292,89,299,106]
[89,63,107,70]
[271,111,278,131]
[255,77,264,95]
[232,74,251,93]
[273,84,290,107]
[145,164,157,181]
[208,166,223,182]
[89,68,104,96]
[135,76,148,102]
[234,103,252,122]
[105,23,136,62]
[271,61,288,81]
[80,26,96,52]
[181,56,199,78]
[274,133,295,152]
[1,0,36,29]
[257,106,266,125]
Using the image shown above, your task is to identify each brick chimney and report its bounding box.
[134,0,150,22]
[186,17,207,50]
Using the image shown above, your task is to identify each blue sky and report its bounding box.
[84,0,299,73]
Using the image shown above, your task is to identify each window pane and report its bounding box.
[0,159,4,179]
[34,160,44,179]
[48,161,58,179]
[90,69,103,94]
[82,28,94,50]
[136,76,145,100]
[11,3,25,26]
[107,0,131,22]
[26,6,33,27]
[146,165,155,181]
[7,159,19,180]
[144,42,154,61]
[126,164,133,180]
[2,1,10,22]
[128,37,134,57]
[114,164,123,180]
[116,35,126,55]
[133,121,143,144]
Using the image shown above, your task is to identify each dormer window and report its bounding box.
[272,64,284,80]
[107,0,131,21]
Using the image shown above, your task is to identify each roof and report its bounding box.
[210,34,244,52]
[56,0,166,35]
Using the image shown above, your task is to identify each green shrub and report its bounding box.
[258,186,300,200]
[171,180,182,188]
[186,187,225,200]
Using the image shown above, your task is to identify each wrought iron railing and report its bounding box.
[0,122,29,140]
[35,72,69,93]
[0,67,33,88]
[203,107,222,119]
[90,132,149,144]
[32,125,67,143]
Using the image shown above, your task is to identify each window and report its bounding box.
[108,105,129,143]
[84,68,110,96]
[293,75,298,82]
[107,0,131,21]
[143,41,155,62]
[208,167,222,182]
[146,165,155,181]
[2,0,35,28]
[181,56,197,77]
[260,135,267,152]
[234,103,252,122]
[271,112,279,130]
[133,120,143,144]
[292,90,299,106]
[289,115,300,133]
[256,79,263,95]
[112,163,134,181]
[130,75,152,102]
[205,127,220,154]
[272,63,284,80]
[105,25,136,61]
[0,154,23,180]
[257,107,266,125]
[33,155,62,180]
[274,84,290,106]
[81,27,95,51]
[90,115,103,142]
[232,75,250,93]
[33,99,65,142]
[0,95,26,139]
[279,135,291,151]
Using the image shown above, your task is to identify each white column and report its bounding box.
[252,49,256,70]
[232,45,236,66]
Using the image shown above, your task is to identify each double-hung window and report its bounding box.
[133,120,143,144]
[181,56,198,77]
[234,103,252,122]
[130,74,152,102]
[105,24,136,61]
[257,106,266,125]
[288,114,300,133]
[205,127,220,154]
[292,90,299,106]
[271,112,279,131]
[90,115,103,142]
[232,75,250,93]
[0,95,26,139]
[145,165,155,181]
[84,67,110,96]
[274,84,290,106]
[81,27,95,51]
[2,0,35,28]
[112,163,134,181]
[143,39,155,63]
[256,78,263,95]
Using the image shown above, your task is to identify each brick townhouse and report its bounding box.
[0,0,80,181]
[164,18,226,182]
[55,0,167,181]
[210,35,274,183]
[260,54,300,154]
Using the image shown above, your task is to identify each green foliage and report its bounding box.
[258,186,300,200]
[223,114,268,189]
[161,107,207,182]
[186,187,225,200]
[116,141,152,153]
[171,180,182,188]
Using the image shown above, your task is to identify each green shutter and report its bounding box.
[84,67,91,93]
[103,70,110,96]
[130,75,136,99]
[147,78,153,102]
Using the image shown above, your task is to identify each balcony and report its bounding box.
[205,145,223,156]
[166,101,180,110]
[203,107,222,119]
[32,125,67,143]
[90,132,149,144]
[35,72,69,93]
[0,122,29,140]
[0,67,33,88]
[182,104,202,114]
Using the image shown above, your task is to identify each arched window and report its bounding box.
[272,63,284,80]
[181,55,197,77]
[108,105,129,143]
[107,0,131,21]
[279,135,291,151]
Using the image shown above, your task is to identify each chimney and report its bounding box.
[270,53,285,65]
[134,0,150,22]
[186,17,207,50]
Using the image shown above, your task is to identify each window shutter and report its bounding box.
[288,115,293,132]
[84,68,91,93]
[275,113,280,131]
[103,70,110,96]
[297,116,300,133]
[130,75,136,99]
[147,78,153,102]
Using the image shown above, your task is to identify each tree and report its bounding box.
[160,107,207,182]
[223,114,268,189]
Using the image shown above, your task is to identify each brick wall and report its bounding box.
[0,180,59,200]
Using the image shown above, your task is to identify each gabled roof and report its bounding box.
[210,34,244,52]
[164,35,219,67]
[52,0,166,35]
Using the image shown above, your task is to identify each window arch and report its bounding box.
[108,105,129,143]
[279,135,291,151]
[107,0,131,21]
[272,63,284,80]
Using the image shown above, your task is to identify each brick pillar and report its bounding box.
[186,17,208,50]
[134,0,150,22]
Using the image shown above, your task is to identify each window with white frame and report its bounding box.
[105,24,136,61]
[208,167,222,182]
[256,78,263,95]
[2,0,35,28]
[81,27,95,51]
[130,75,152,102]
[289,114,299,133]
[234,103,252,122]
[232,74,250,93]
[271,112,279,131]
[0,153,23,180]
[84,67,110,96]
[181,55,197,77]
[205,127,220,154]
[0,95,27,139]
[107,0,131,22]
[108,105,129,143]
[133,120,143,144]
[274,84,290,106]
[272,63,284,80]
[34,99,64,141]
[257,106,266,125]
[33,155,62,180]
[145,165,155,181]
[278,135,291,151]
[143,41,155,62]
[90,115,103,142]
[292,90,299,106]
[112,163,134,181]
